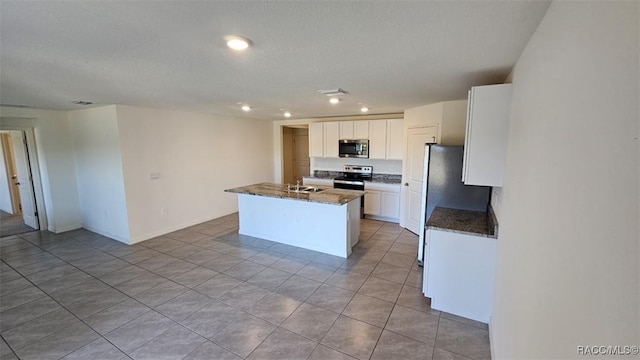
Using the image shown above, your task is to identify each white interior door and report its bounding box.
[10,131,38,229]
[401,126,436,234]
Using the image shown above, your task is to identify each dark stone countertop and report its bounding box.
[225,182,365,206]
[307,171,402,184]
[426,207,498,238]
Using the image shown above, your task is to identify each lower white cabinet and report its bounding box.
[422,229,497,323]
[364,191,381,215]
[364,182,400,222]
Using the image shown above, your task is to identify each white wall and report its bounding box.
[491,2,639,359]
[0,135,13,213]
[115,105,273,243]
[403,100,467,145]
[69,106,130,242]
[0,108,82,232]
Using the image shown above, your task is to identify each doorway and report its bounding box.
[282,126,310,185]
[0,130,39,237]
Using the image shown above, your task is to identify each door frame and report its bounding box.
[400,123,438,229]
[0,124,47,231]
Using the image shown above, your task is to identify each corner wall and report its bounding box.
[491,2,639,358]
[116,105,274,243]
[69,106,130,242]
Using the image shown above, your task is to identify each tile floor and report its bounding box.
[0,214,490,360]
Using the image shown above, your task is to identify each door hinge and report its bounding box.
[34,211,38,217]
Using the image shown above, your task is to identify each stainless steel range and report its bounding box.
[333,165,372,218]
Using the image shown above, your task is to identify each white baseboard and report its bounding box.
[364,214,400,223]
[48,224,83,233]
[489,316,496,359]
[81,225,130,244]
[128,213,234,245]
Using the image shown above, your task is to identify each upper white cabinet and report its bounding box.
[462,84,512,187]
[339,122,354,139]
[386,119,404,160]
[368,120,387,159]
[323,122,340,158]
[354,121,369,139]
[309,122,324,158]
[308,119,403,160]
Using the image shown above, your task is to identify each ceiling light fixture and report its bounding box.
[284,112,291,118]
[224,35,252,50]
[329,98,340,104]
[241,105,251,111]
[360,107,369,113]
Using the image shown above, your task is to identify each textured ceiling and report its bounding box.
[0,1,550,120]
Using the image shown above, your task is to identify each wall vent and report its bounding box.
[318,88,349,97]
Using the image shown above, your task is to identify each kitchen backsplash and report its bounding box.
[311,158,403,175]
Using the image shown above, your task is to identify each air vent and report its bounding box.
[72,100,93,105]
[318,88,349,97]
[0,104,33,108]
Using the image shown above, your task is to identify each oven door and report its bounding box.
[334,179,365,218]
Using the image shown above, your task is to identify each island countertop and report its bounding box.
[225,182,365,205]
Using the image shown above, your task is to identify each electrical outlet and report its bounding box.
[161,207,168,215]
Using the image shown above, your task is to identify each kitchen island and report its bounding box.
[225,182,364,258]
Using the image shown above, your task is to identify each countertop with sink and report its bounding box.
[225,182,365,205]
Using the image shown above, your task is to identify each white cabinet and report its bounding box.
[309,123,324,158]
[354,121,369,139]
[364,191,381,215]
[422,228,497,323]
[385,119,404,160]
[308,119,402,160]
[462,84,512,187]
[368,120,387,159]
[339,122,354,139]
[364,182,400,222]
[323,122,340,158]
[380,192,400,218]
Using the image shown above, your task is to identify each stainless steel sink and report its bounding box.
[288,186,326,194]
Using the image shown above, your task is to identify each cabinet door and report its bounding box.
[385,119,404,160]
[323,122,340,158]
[368,120,387,159]
[462,84,512,186]
[354,121,369,139]
[364,191,381,216]
[308,122,324,158]
[339,121,354,139]
[380,192,400,218]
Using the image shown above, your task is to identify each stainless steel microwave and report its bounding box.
[339,139,369,158]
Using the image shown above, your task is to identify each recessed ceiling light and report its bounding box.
[241,105,251,111]
[224,35,252,50]
[360,107,369,113]
[284,112,292,118]
[329,98,340,104]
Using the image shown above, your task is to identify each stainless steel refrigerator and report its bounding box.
[417,144,491,265]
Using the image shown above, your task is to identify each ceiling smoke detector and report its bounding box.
[318,88,349,97]
[72,100,93,105]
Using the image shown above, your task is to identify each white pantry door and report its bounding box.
[402,126,436,234]
[10,131,38,229]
